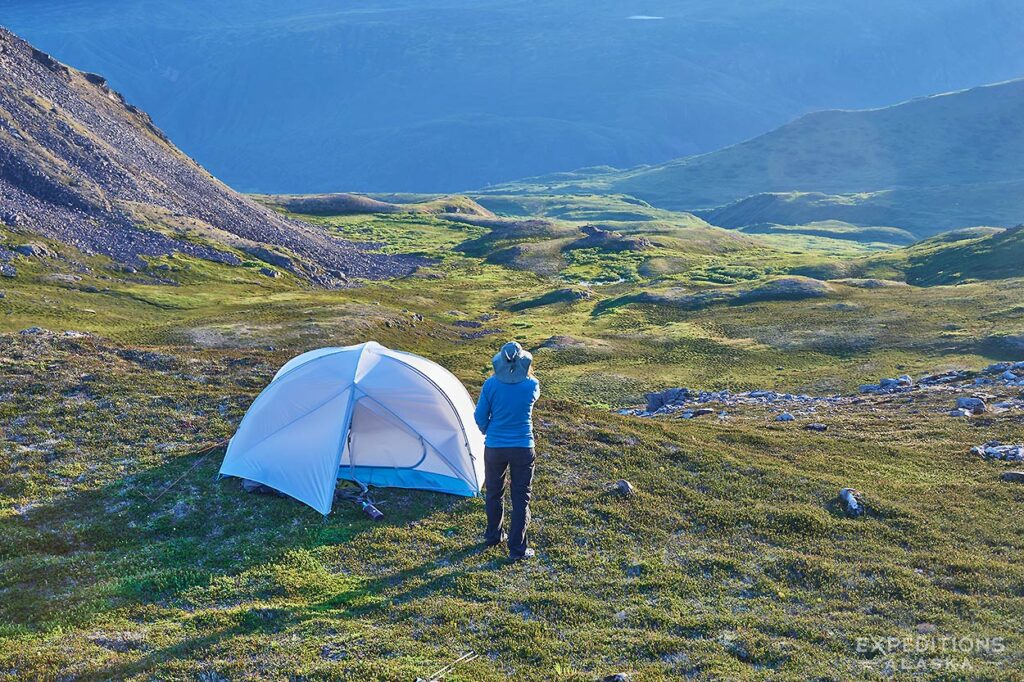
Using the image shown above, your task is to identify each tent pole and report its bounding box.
[329,385,361,513]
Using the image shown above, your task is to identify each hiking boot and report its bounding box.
[509,548,535,562]
[484,532,507,547]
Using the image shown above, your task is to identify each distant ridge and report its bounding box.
[490,79,1024,235]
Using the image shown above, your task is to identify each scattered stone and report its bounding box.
[775,412,795,422]
[0,264,16,277]
[838,488,865,517]
[608,479,635,497]
[692,408,714,417]
[971,442,1024,462]
[949,409,973,418]
[19,326,47,335]
[259,266,279,278]
[1001,371,1018,382]
[956,397,987,415]
[1000,471,1024,484]
[805,423,829,432]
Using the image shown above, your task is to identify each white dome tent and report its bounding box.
[219,342,485,514]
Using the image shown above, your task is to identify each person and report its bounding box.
[474,341,540,561]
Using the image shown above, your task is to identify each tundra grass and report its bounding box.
[2,208,1023,679]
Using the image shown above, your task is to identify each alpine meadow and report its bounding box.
[1,3,1024,682]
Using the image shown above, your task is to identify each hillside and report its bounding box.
[5,1,1024,192]
[0,29,419,285]
[866,225,1024,285]
[492,80,1024,235]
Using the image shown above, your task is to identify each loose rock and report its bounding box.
[805,423,828,432]
[608,479,635,497]
[1000,471,1024,484]
[956,397,987,414]
[775,412,795,422]
[839,488,865,517]
[971,442,1024,462]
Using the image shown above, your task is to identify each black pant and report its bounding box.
[484,446,535,556]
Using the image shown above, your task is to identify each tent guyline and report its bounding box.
[219,342,485,515]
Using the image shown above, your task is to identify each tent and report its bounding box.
[219,342,485,514]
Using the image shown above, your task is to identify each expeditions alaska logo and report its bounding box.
[855,634,1006,675]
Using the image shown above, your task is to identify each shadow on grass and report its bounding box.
[1,444,471,637]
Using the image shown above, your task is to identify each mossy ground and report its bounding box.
[1,206,1023,680]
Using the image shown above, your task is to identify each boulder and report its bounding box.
[805,423,829,432]
[608,480,635,497]
[775,412,795,422]
[1001,471,1024,484]
[956,397,987,414]
[0,264,15,278]
[14,242,55,258]
[973,442,1024,462]
[839,488,865,517]
[259,266,280,278]
[645,387,689,412]
[949,408,973,418]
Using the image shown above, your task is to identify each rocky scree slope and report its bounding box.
[0,29,419,285]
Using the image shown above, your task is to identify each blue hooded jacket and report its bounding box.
[474,375,540,448]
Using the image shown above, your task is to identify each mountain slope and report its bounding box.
[5,0,1024,192]
[494,79,1024,235]
[0,29,419,285]
[868,225,1024,285]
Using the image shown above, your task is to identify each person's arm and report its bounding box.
[474,381,492,434]
[532,379,540,402]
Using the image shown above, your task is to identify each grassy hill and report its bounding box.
[864,225,1024,285]
[491,80,1024,236]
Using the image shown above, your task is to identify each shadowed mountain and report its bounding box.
[0,29,421,285]
[5,1,1024,192]
[492,79,1024,235]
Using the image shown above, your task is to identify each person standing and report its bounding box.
[474,341,540,560]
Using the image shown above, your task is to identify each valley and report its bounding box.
[2,22,1023,682]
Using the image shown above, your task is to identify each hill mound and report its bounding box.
[883,225,1024,285]
[0,29,420,285]
[262,193,493,218]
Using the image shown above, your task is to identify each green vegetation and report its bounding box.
[2,199,1024,679]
